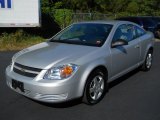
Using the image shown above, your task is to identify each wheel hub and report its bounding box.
[146,53,152,68]
[89,75,104,101]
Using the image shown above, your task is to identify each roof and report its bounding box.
[73,20,133,25]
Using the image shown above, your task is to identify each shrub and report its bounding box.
[53,9,73,28]
[0,30,44,51]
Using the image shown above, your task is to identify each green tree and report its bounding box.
[137,0,156,15]
[126,1,139,15]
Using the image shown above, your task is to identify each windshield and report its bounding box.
[50,23,113,47]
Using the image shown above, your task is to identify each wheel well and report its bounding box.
[90,66,108,78]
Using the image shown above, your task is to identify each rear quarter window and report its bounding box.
[135,26,146,37]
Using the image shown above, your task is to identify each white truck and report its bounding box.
[0,0,41,27]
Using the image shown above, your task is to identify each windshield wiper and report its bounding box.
[50,39,76,44]
[49,38,60,42]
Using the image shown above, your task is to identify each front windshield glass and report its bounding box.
[50,23,113,47]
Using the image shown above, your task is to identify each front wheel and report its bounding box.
[83,69,108,105]
[141,50,153,71]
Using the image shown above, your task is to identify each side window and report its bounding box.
[135,26,146,37]
[112,24,127,42]
[127,24,137,40]
[112,24,135,42]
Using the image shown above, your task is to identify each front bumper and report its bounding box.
[5,66,81,103]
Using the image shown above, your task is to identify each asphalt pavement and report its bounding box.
[0,43,160,120]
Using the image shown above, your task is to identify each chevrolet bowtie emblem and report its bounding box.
[20,68,26,73]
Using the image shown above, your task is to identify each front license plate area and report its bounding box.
[12,79,24,93]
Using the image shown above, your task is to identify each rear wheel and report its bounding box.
[83,69,108,105]
[141,50,153,71]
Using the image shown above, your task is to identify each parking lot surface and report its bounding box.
[0,42,160,120]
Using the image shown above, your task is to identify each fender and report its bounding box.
[76,58,111,97]
[143,38,154,62]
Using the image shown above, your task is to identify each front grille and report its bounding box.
[14,63,42,72]
[13,62,42,78]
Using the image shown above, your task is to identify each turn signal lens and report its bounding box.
[61,65,73,78]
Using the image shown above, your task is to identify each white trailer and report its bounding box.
[0,0,41,27]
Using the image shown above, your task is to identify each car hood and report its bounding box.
[14,42,98,69]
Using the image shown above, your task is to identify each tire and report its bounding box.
[141,50,153,71]
[82,69,108,105]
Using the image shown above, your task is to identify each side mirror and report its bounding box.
[111,39,128,48]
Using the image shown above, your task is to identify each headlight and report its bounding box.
[10,55,15,66]
[44,64,79,80]
[10,60,13,66]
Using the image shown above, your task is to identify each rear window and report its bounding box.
[135,26,146,37]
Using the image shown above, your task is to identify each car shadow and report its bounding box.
[29,97,82,108]
[29,68,140,108]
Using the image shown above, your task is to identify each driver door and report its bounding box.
[110,24,141,79]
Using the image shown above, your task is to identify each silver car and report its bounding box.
[6,21,154,105]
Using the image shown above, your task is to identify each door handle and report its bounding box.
[135,45,140,48]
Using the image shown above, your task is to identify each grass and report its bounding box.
[0,30,45,51]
